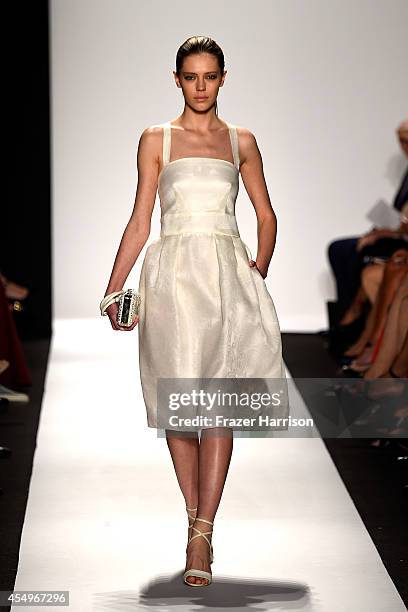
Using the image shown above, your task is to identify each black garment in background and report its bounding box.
[392,166,408,212]
[3,1,52,339]
[328,236,361,319]
[359,236,408,260]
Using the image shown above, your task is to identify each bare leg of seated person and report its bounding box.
[338,286,368,326]
[344,254,408,359]
[364,274,408,379]
[361,264,385,304]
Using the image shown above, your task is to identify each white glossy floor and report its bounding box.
[11,319,406,611]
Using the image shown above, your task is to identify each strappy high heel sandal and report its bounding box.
[183,517,214,587]
[186,506,197,546]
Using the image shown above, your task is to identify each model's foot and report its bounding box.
[184,518,213,586]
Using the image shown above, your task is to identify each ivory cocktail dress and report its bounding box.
[137,122,287,428]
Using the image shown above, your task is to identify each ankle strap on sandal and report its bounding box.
[194,517,213,526]
[188,517,214,562]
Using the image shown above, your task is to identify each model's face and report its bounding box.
[174,53,226,111]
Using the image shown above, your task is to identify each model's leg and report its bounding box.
[185,427,233,585]
[165,430,199,546]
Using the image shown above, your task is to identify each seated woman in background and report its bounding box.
[328,119,408,324]
[339,201,408,326]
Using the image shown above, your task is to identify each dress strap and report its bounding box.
[227,123,240,170]
[162,121,171,166]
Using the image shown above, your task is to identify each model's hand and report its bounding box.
[106,302,139,331]
[248,259,267,279]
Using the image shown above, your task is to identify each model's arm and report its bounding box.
[238,128,277,279]
[104,127,161,298]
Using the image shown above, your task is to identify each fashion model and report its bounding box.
[102,36,286,587]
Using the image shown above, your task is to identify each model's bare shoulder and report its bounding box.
[139,125,164,147]
[137,125,164,170]
[235,126,259,166]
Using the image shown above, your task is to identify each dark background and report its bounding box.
[3,0,52,339]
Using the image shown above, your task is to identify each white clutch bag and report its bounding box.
[100,289,141,327]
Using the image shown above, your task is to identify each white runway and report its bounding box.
[11,319,406,611]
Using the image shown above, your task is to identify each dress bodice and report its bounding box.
[156,122,241,238]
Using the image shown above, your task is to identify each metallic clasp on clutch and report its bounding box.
[100,289,141,326]
[116,289,141,327]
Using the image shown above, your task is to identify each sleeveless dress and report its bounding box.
[137,121,287,429]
